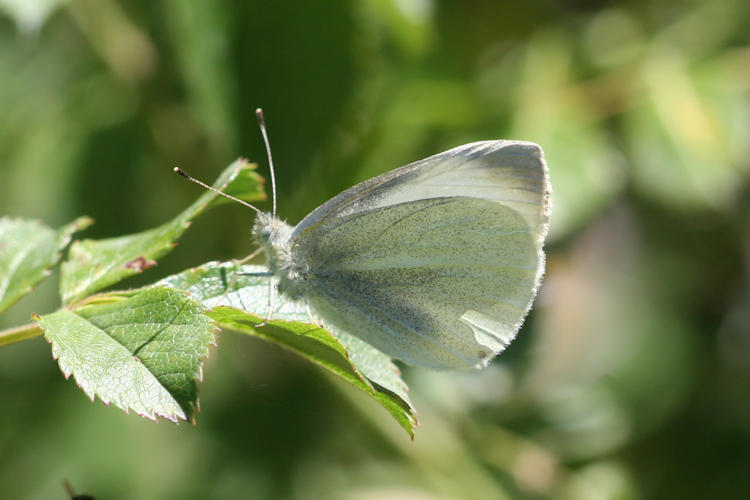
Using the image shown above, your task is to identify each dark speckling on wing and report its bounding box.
[292,197,539,369]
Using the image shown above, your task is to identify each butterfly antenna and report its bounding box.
[255,108,277,216]
[173,167,262,215]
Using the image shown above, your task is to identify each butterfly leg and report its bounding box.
[233,246,263,265]
[305,301,322,327]
[254,280,274,327]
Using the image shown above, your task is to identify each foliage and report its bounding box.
[0,161,416,434]
[1,0,749,499]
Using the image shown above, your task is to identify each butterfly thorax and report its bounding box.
[252,212,308,300]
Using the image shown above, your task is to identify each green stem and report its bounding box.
[0,323,44,347]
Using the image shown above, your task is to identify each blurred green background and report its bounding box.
[1,0,749,499]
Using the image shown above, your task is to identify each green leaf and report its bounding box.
[158,261,417,436]
[59,159,264,306]
[0,216,93,313]
[36,287,216,422]
[210,307,416,436]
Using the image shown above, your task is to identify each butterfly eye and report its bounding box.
[259,227,272,242]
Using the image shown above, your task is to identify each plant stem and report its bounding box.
[0,323,43,347]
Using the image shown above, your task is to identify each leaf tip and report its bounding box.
[73,216,95,231]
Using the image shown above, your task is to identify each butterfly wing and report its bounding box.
[288,141,549,369]
[292,141,550,250]
[294,196,540,369]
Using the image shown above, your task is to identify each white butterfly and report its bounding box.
[179,112,550,370]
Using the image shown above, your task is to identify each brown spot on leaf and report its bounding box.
[124,256,157,273]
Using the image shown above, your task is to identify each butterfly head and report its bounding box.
[253,212,290,245]
[252,212,307,299]
[253,211,294,266]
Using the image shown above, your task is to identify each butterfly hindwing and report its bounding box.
[293,197,540,369]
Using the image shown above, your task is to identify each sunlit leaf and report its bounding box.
[158,260,417,436]
[0,216,92,313]
[59,159,264,306]
[37,287,216,422]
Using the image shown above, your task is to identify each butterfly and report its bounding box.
[177,110,550,370]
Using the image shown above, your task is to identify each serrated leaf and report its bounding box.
[0,216,93,313]
[209,307,416,436]
[60,159,264,306]
[158,261,417,436]
[37,287,215,422]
